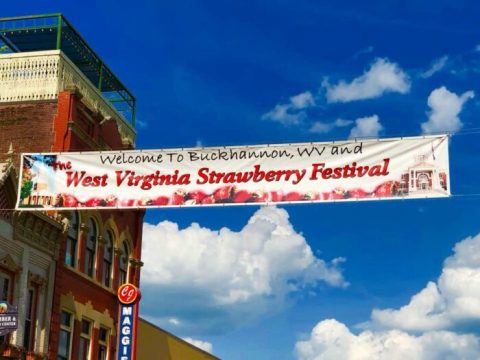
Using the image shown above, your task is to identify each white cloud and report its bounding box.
[141,207,347,334]
[291,91,316,109]
[353,46,374,59]
[309,118,353,134]
[182,337,214,354]
[262,91,314,125]
[325,58,410,103]
[294,233,480,359]
[262,104,306,125]
[370,233,480,332]
[421,56,449,78]
[168,318,181,326]
[295,319,480,360]
[421,86,474,133]
[348,115,383,139]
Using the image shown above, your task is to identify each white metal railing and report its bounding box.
[0,50,135,145]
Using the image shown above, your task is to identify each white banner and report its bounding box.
[16,135,450,210]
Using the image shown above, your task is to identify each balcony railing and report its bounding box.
[0,50,135,145]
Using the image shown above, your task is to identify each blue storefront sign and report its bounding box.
[117,284,140,360]
[118,304,134,360]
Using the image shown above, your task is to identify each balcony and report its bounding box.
[0,50,136,144]
[0,13,136,144]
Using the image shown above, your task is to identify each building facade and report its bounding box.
[0,157,62,359]
[0,14,144,359]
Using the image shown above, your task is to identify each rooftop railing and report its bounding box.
[0,14,136,127]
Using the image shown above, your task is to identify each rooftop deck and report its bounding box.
[0,14,136,127]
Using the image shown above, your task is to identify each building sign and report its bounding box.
[117,284,140,360]
[0,301,18,336]
[16,135,450,210]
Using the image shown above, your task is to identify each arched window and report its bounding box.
[84,219,97,277]
[118,241,129,285]
[65,212,78,267]
[103,231,113,287]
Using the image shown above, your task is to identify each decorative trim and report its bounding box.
[129,258,144,268]
[0,253,22,274]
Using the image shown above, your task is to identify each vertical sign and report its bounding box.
[117,284,140,360]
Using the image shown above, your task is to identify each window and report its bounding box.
[57,311,73,360]
[85,219,97,277]
[23,286,38,351]
[0,272,10,301]
[65,212,79,267]
[98,327,109,360]
[118,241,129,286]
[78,319,91,360]
[103,231,113,287]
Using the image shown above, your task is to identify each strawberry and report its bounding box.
[170,191,186,205]
[347,188,368,198]
[269,191,283,202]
[62,194,78,207]
[201,195,215,204]
[187,190,207,203]
[374,181,400,197]
[252,191,268,203]
[234,190,253,203]
[330,188,345,200]
[284,192,304,201]
[213,186,234,202]
[152,196,169,206]
[105,195,118,207]
[120,199,136,207]
[85,197,106,207]
[136,198,153,206]
[305,191,320,200]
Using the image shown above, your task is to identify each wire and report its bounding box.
[2,194,480,212]
[2,127,480,155]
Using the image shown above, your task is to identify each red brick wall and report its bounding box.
[0,101,58,165]
[0,91,143,360]
[50,92,143,360]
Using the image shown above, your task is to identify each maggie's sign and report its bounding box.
[117,284,140,360]
[16,135,450,210]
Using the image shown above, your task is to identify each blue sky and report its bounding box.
[6,1,480,359]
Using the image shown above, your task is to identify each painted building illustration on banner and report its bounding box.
[400,155,448,195]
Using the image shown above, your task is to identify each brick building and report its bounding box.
[0,155,63,359]
[0,14,144,359]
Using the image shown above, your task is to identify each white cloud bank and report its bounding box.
[295,233,480,360]
[141,207,347,334]
[421,86,474,133]
[182,337,214,354]
[295,320,480,360]
[325,58,410,103]
[348,115,383,139]
[371,233,480,332]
